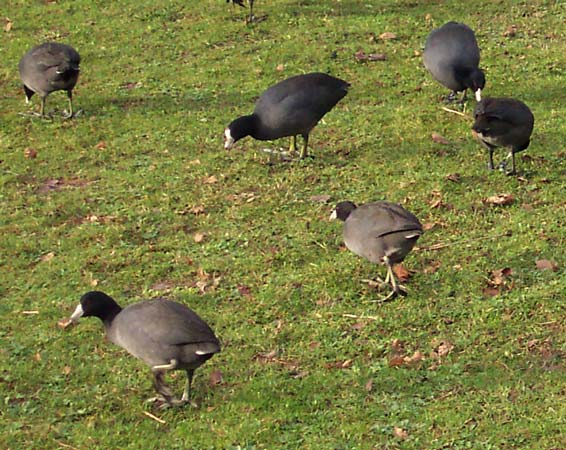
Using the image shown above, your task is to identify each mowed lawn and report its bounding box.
[1,0,565,448]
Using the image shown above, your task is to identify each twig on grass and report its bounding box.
[143,411,166,424]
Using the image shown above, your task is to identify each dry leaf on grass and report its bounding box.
[24,148,38,159]
[209,370,223,386]
[309,194,331,203]
[237,285,252,297]
[203,175,218,184]
[431,133,450,145]
[95,141,107,150]
[484,193,514,206]
[379,31,397,40]
[445,173,461,183]
[489,267,513,286]
[354,50,386,61]
[193,232,206,243]
[393,264,411,282]
[5,18,13,32]
[503,25,517,37]
[276,64,284,71]
[365,379,373,392]
[393,427,409,439]
[535,259,558,272]
[58,318,73,329]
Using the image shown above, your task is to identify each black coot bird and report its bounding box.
[224,72,350,159]
[472,98,534,175]
[423,22,485,102]
[228,0,255,22]
[19,42,80,118]
[331,201,423,301]
[67,291,220,407]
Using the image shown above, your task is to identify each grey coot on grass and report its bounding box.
[66,291,220,407]
[224,72,350,159]
[472,97,534,175]
[423,22,485,102]
[331,201,423,301]
[19,42,80,118]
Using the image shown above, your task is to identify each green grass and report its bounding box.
[1,0,565,448]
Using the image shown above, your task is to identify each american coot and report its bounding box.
[331,201,423,301]
[228,0,255,22]
[423,22,485,102]
[224,72,350,159]
[66,291,220,407]
[472,97,534,175]
[19,42,80,118]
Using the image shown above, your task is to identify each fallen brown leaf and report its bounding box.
[535,259,558,272]
[209,369,223,386]
[404,350,424,365]
[379,31,397,40]
[503,25,517,37]
[203,175,218,184]
[40,252,55,262]
[365,379,373,392]
[490,267,513,286]
[58,318,73,329]
[237,285,252,297]
[24,148,38,159]
[484,193,514,206]
[354,50,386,61]
[193,232,206,243]
[5,18,13,32]
[33,352,42,361]
[446,173,461,183]
[431,132,450,145]
[63,365,72,375]
[309,194,331,203]
[95,141,107,150]
[276,64,284,71]
[393,427,409,439]
[393,264,411,282]
[483,286,500,297]
[423,260,441,274]
[388,355,405,367]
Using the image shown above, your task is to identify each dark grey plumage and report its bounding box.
[224,72,350,158]
[331,201,423,301]
[472,98,534,175]
[18,42,80,118]
[423,22,485,102]
[68,291,220,407]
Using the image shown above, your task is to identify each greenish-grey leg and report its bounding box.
[299,133,309,159]
[181,370,195,402]
[506,150,516,176]
[40,97,46,117]
[288,135,298,155]
[65,90,74,119]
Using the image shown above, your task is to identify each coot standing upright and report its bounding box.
[225,72,350,159]
[472,97,534,175]
[423,22,485,102]
[331,201,423,301]
[19,42,80,118]
[65,291,220,408]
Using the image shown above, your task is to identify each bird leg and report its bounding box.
[459,90,468,104]
[150,359,188,408]
[371,257,408,302]
[246,0,255,23]
[40,96,47,118]
[288,135,298,156]
[299,133,310,159]
[487,148,495,170]
[505,150,517,176]
[63,90,74,119]
[181,370,195,403]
